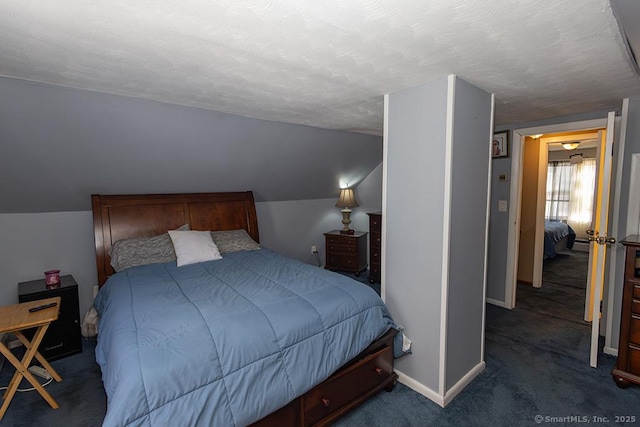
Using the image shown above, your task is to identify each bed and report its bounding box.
[543,220,576,259]
[91,191,400,426]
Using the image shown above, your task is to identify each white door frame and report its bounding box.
[504,118,609,309]
[532,140,548,288]
[589,112,616,367]
[505,112,628,358]
[531,132,600,290]
[604,99,630,355]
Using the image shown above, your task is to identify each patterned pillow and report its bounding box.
[109,224,189,272]
[210,229,261,253]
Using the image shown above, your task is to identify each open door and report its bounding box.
[588,111,616,368]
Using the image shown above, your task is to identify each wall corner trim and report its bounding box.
[442,361,485,407]
[603,346,618,357]
[486,297,509,308]
[438,73,457,396]
[396,370,445,408]
[396,360,486,408]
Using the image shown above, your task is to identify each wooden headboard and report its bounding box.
[91,191,259,287]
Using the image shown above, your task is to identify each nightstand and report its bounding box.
[324,230,368,276]
[18,275,82,361]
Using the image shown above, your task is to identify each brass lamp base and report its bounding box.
[340,208,353,234]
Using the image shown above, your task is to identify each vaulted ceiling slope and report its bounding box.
[1,1,640,136]
[0,78,382,213]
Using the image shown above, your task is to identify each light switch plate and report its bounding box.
[498,200,508,212]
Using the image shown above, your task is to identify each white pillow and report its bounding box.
[168,230,222,267]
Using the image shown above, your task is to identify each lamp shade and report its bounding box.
[335,188,359,208]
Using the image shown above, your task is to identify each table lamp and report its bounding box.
[336,188,358,234]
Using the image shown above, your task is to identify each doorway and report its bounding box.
[516,131,601,315]
[516,132,600,324]
[502,112,622,367]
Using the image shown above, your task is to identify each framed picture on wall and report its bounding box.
[492,131,509,158]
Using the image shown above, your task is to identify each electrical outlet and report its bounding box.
[311,245,317,254]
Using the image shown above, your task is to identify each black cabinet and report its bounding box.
[18,275,82,361]
[367,212,382,284]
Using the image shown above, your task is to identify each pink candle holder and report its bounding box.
[44,270,60,288]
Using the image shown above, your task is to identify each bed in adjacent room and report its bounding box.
[91,192,401,426]
[543,220,576,259]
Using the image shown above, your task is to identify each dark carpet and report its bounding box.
[542,250,589,289]
[2,260,639,426]
[0,338,105,427]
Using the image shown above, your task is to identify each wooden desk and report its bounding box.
[0,297,63,421]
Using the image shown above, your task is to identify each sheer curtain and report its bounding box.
[545,161,572,220]
[545,158,596,239]
[568,158,597,238]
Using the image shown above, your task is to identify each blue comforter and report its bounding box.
[94,249,397,426]
[544,221,576,258]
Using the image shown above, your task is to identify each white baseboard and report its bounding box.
[486,297,509,308]
[443,361,485,406]
[603,346,618,357]
[396,370,444,407]
[396,360,486,408]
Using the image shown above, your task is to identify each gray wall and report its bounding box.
[446,78,492,390]
[487,154,512,301]
[609,96,640,350]
[0,76,385,320]
[385,76,491,400]
[257,163,383,268]
[0,212,97,320]
[0,77,382,213]
[0,189,383,323]
[385,77,449,392]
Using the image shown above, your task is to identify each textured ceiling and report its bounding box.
[1,0,639,135]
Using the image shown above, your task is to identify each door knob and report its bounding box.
[591,236,616,245]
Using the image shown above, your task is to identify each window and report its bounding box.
[545,158,597,239]
[545,161,572,221]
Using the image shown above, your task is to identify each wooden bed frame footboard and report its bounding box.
[251,328,398,427]
[91,191,397,426]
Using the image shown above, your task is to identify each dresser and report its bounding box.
[612,235,640,388]
[368,212,382,284]
[18,275,82,361]
[324,230,368,276]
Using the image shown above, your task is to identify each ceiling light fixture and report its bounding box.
[562,142,580,150]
